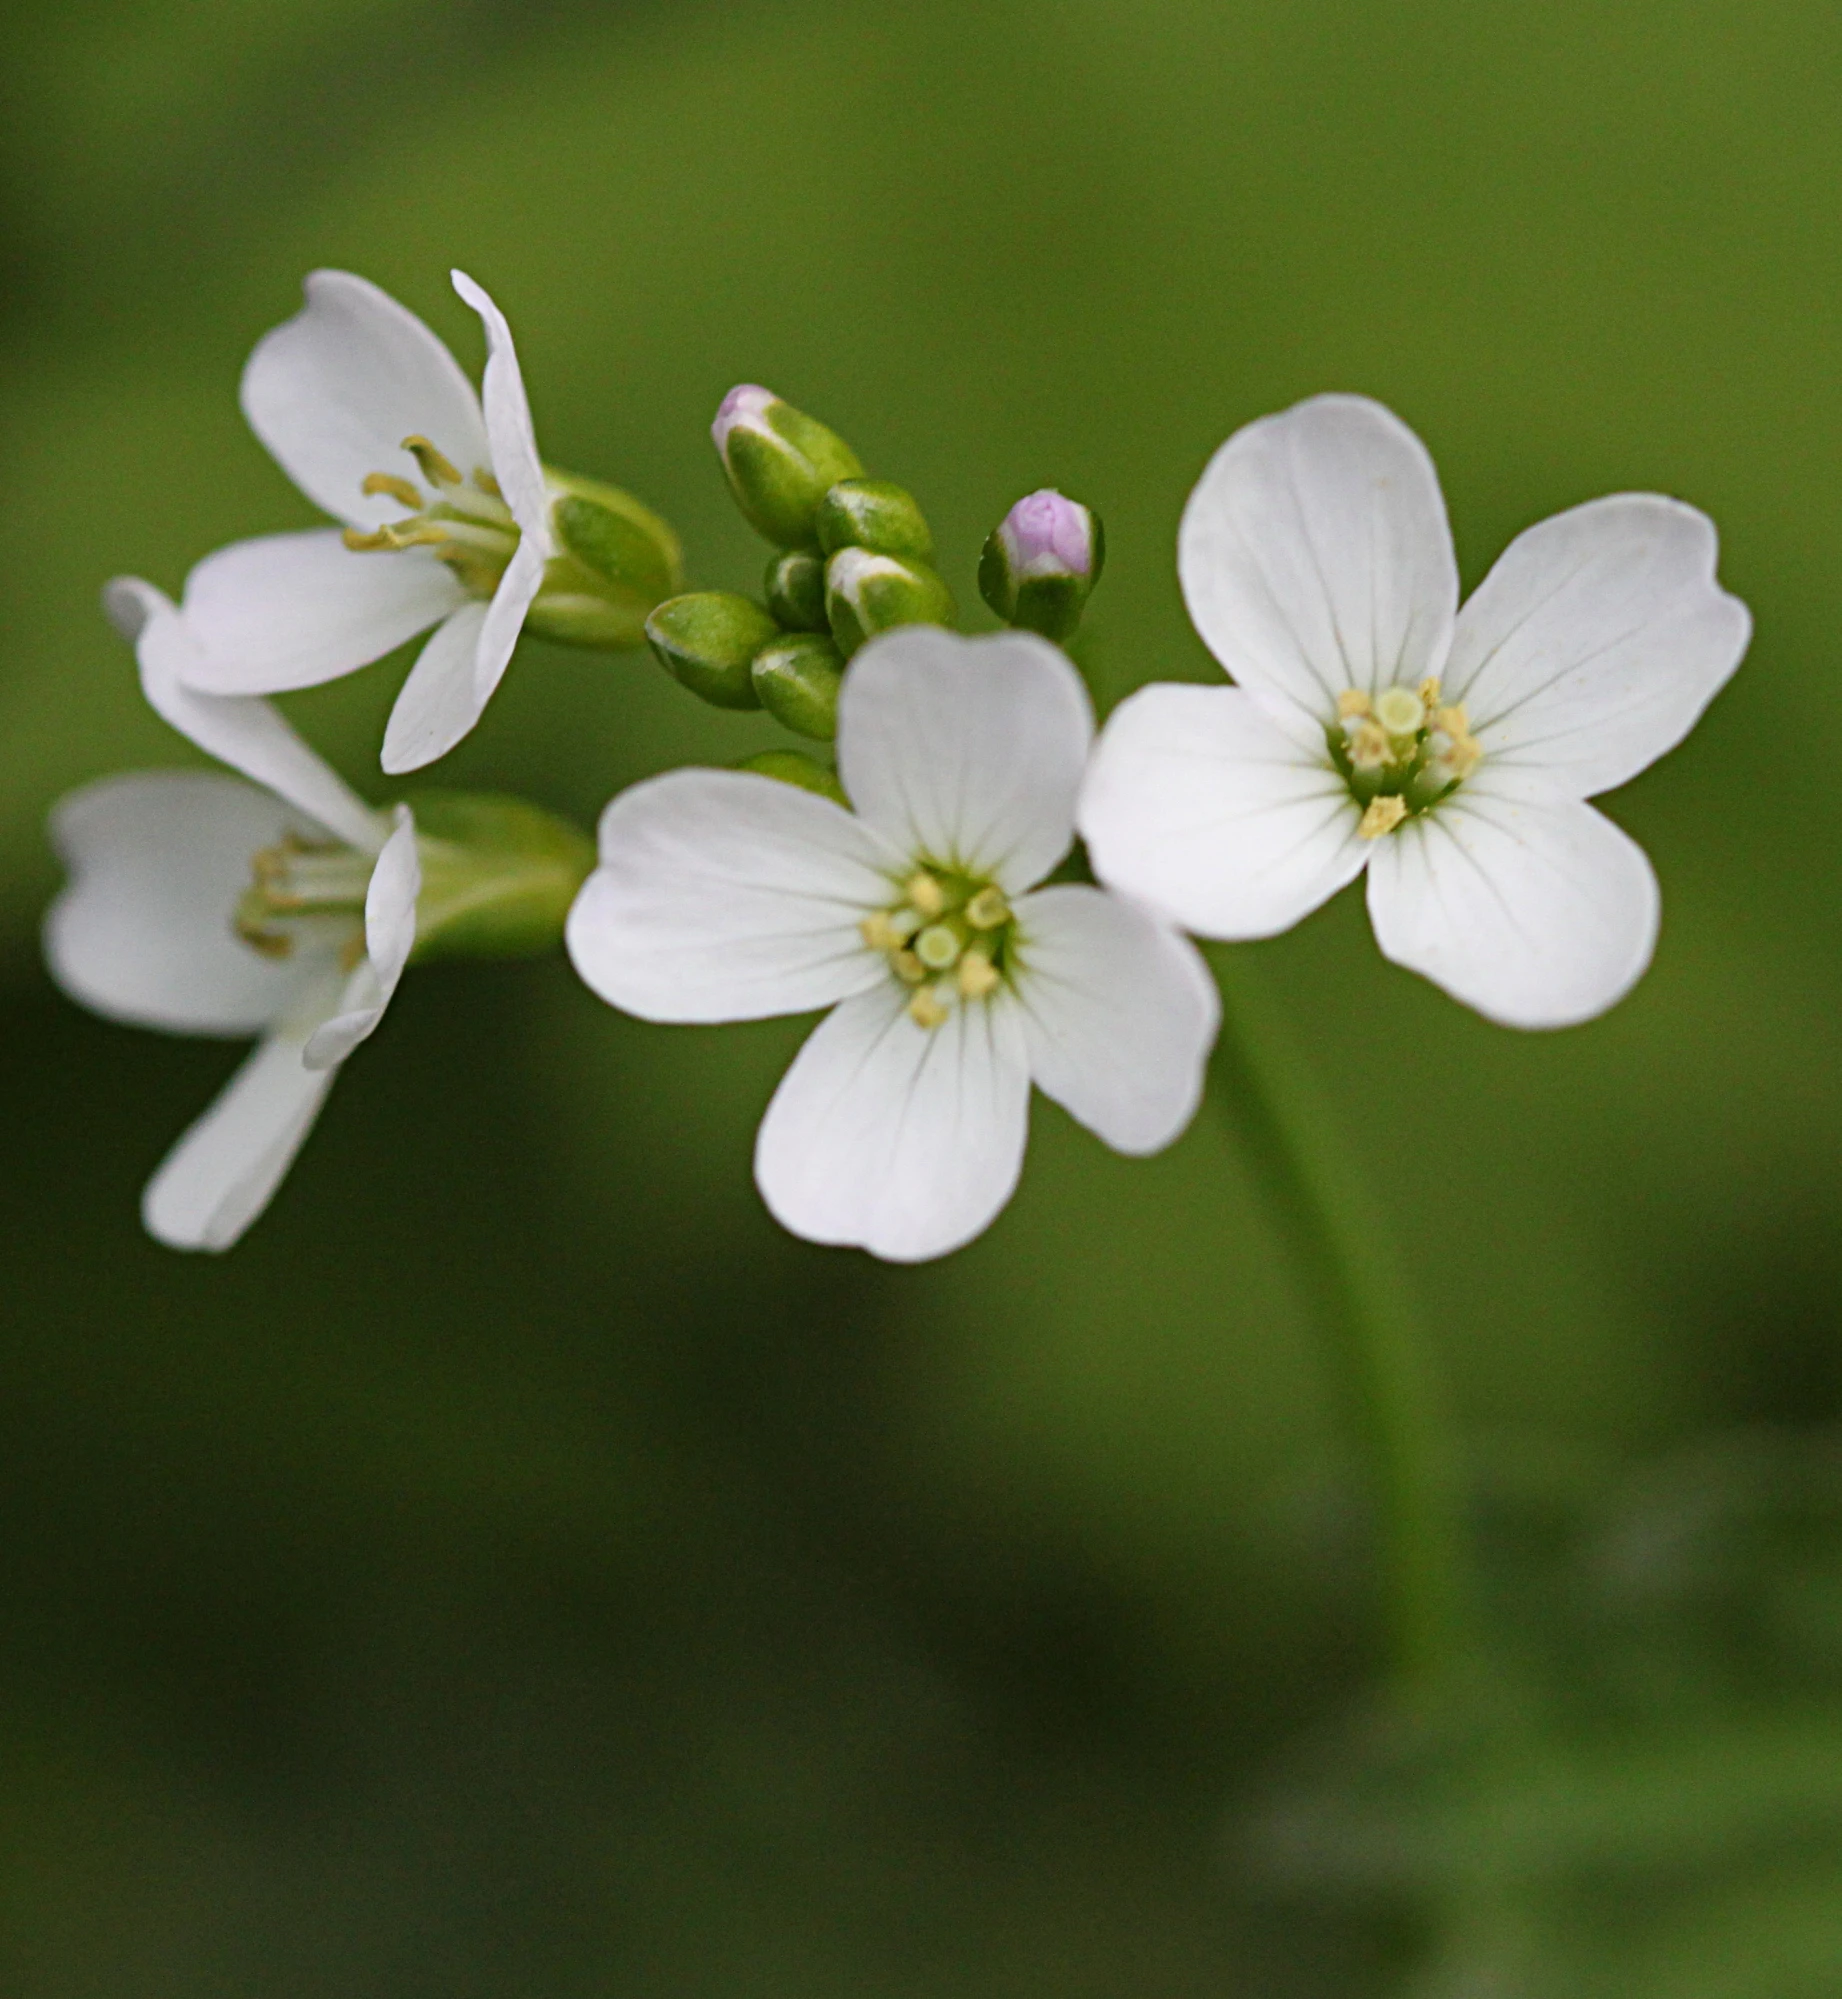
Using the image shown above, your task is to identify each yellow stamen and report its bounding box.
[402,435,463,487]
[1358,795,1409,839]
[906,872,946,916]
[1348,720,1390,770]
[957,951,999,998]
[1337,688,1372,720]
[908,988,950,1029]
[1434,703,1470,737]
[1418,676,1443,710]
[861,912,901,950]
[342,527,395,552]
[362,472,425,509]
[891,949,927,985]
[380,520,456,549]
[473,468,503,498]
[965,885,1009,930]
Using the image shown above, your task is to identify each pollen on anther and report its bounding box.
[891,949,927,985]
[906,872,946,917]
[908,988,951,1029]
[957,952,999,998]
[1358,795,1409,839]
[362,472,425,509]
[1348,720,1390,770]
[1337,689,1372,720]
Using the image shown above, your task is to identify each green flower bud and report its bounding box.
[814,480,934,562]
[752,632,846,741]
[736,749,850,807]
[764,549,830,632]
[825,547,956,658]
[644,592,777,709]
[712,385,863,548]
[527,469,685,648]
[977,489,1105,644]
[400,791,595,963]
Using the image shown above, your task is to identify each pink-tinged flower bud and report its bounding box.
[711,385,863,549]
[978,489,1105,643]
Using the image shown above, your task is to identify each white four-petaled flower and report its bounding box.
[1079,394,1752,1028]
[566,627,1220,1261]
[45,580,420,1251]
[175,268,554,773]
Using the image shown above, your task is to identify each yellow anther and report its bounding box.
[362,472,426,510]
[965,885,1009,930]
[473,468,503,498]
[402,435,463,487]
[957,951,1000,999]
[891,949,927,985]
[1434,703,1470,737]
[1418,676,1443,710]
[908,988,951,1030]
[1358,795,1409,839]
[1336,688,1372,720]
[1348,719,1390,770]
[906,871,946,916]
[1374,685,1425,736]
[382,520,456,549]
[915,923,962,970]
[1443,737,1482,780]
[342,527,395,552]
[861,912,901,951]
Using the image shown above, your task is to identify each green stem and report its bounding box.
[1209,954,1468,1696]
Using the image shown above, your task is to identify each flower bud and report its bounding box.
[814,480,934,563]
[764,549,829,632]
[977,488,1105,644]
[712,385,864,548]
[825,547,955,657]
[644,592,777,709]
[527,470,684,648]
[736,749,849,808]
[752,632,846,741]
[400,792,595,962]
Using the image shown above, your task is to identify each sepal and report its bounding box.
[752,633,846,741]
[735,749,849,808]
[712,385,863,548]
[403,792,595,961]
[528,469,684,648]
[825,547,955,657]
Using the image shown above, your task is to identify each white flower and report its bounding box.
[45,580,421,1251]
[565,627,1220,1262]
[1079,395,1752,1028]
[174,269,555,774]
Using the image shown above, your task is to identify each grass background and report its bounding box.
[1,1,1839,1991]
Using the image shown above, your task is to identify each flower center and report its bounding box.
[341,436,519,597]
[1327,677,1483,839]
[860,867,1016,1030]
[235,834,372,964]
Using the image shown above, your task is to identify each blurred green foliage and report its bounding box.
[1,0,1839,1991]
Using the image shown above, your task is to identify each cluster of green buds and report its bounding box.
[645,386,957,750]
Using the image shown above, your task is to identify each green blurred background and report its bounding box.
[3,0,1840,1991]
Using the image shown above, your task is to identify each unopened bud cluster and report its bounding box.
[644,387,956,751]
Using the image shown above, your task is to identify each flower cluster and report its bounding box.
[44,275,1751,1255]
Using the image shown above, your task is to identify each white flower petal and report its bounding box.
[178,530,463,696]
[471,529,546,705]
[451,271,554,556]
[107,577,386,853]
[567,769,897,1022]
[1442,494,1752,798]
[1365,783,1660,1029]
[1079,683,1368,938]
[1178,393,1458,728]
[241,269,489,530]
[301,806,421,1070]
[46,772,324,1035]
[836,627,1092,893]
[142,975,346,1252]
[378,602,488,775]
[1010,884,1220,1154]
[754,981,1032,1262]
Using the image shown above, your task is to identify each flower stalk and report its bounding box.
[1207,954,1468,1697]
